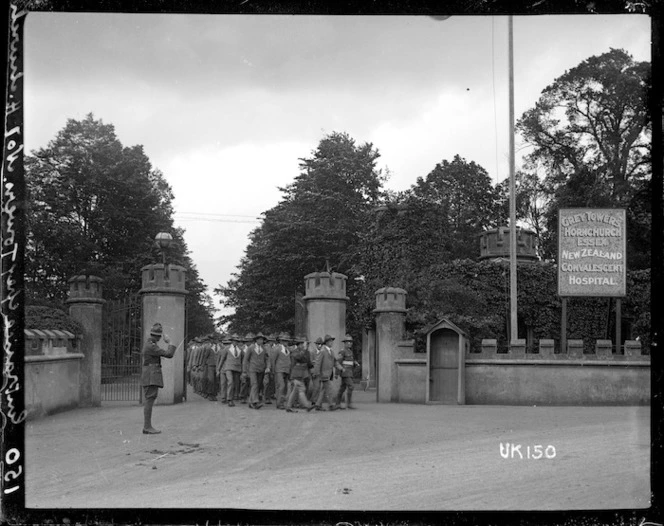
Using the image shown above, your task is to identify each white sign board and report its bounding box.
[558,208,626,297]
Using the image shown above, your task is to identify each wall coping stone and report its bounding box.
[25,353,85,363]
[395,359,427,365]
[466,358,650,367]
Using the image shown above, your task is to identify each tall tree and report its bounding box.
[25,113,215,334]
[412,154,500,260]
[354,155,504,331]
[217,131,385,336]
[495,171,547,252]
[517,48,651,265]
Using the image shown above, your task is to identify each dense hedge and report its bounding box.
[25,306,84,335]
[367,259,650,354]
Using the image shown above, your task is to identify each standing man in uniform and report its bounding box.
[313,334,337,411]
[238,333,253,403]
[308,337,324,401]
[263,334,277,404]
[272,332,292,410]
[216,334,230,403]
[218,334,243,407]
[285,337,315,413]
[242,332,270,409]
[334,334,360,409]
[141,323,178,434]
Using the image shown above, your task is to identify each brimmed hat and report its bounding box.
[244,332,255,342]
[266,333,277,342]
[323,334,335,343]
[150,323,163,336]
[294,336,308,344]
[277,332,291,342]
[314,337,324,345]
[342,334,353,342]
[254,332,267,341]
[230,333,241,341]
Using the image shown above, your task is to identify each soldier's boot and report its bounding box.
[347,390,356,410]
[142,399,161,434]
[328,394,341,411]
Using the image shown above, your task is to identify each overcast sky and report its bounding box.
[24,13,650,323]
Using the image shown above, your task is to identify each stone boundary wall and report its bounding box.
[476,338,649,359]
[25,354,84,419]
[381,333,650,406]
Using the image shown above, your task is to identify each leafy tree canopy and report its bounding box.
[516,48,651,266]
[25,113,215,335]
[217,132,385,336]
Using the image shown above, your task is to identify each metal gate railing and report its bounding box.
[102,294,142,402]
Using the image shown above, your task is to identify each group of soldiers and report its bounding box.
[185,332,360,412]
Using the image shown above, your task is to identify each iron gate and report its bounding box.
[102,294,143,402]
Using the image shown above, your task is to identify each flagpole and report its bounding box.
[508,15,518,346]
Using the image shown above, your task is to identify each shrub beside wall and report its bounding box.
[389,260,650,354]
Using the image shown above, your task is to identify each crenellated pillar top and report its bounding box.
[373,287,407,314]
[65,275,105,305]
[140,264,188,295]
[303,271,349,301]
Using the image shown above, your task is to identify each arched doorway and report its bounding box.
[426,318,467,404]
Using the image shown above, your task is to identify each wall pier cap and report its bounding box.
[373,287,407,314]
[302,271,349,301]
[140,264,188,295]
[65,275,105,305]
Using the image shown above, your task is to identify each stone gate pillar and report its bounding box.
[374,287,407,402]
[140,264,187,405]
[66,275,105,407]
[303,271,349,394]
[362,324,376,389]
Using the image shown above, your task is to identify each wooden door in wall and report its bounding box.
[429,328,459,403]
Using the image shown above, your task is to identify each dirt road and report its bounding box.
[26,388,650,511]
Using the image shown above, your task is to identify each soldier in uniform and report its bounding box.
[216,334,230,403]
[313,334,337,411]
[272,332,292,410]
[199,336,212,400]
[285,337,316,413]
[196,336,210,398]
[141,323,177,434]
[334,334,360,409]
[238,333,253,403]
[263,334,277,404]
[185,338,195,388]
[242,332,270,409]
[218,334,243,406]
[205,335,219,401]
[308,337,324,401]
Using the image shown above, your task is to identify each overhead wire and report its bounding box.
[174,211,261,224]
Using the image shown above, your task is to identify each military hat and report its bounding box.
[342,334,353,342]
[244,332,255,342]
[294,336,308,344]
[277,332,291,342]
[254,332,267,341]
[266,333,277,342]
[150,323,163,336]
[314,337,324,345]
[230,333,241,341]
[323,334,335,343]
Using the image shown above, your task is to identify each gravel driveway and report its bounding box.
[26,387,650,511]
